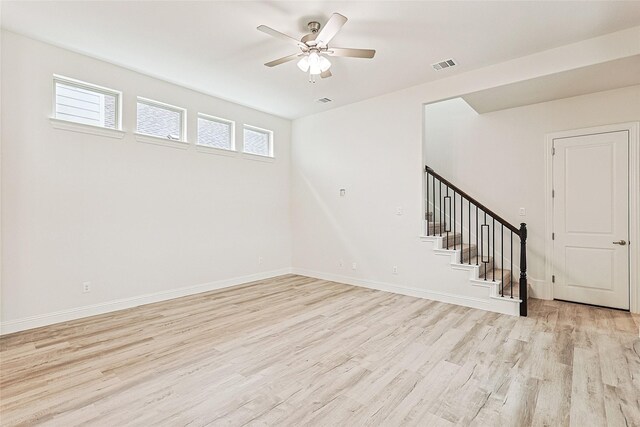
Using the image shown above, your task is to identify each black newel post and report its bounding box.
[519,223,528,317]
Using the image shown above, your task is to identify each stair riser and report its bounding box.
[477,266,512,284]
[427,222,448,235]
[442,233,463,248]
[477,260,495,275]
[460,246,478,262]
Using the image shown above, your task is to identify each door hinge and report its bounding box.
[552,232,555,240]
[552,275,555,283]
[552,147,556,155]
[552,189,555,198]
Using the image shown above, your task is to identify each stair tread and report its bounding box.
[463,255,493,264]
[443,243,475,250]
[478,268,511,281]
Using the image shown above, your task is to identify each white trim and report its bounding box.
[544,122,640,313]
[291,268,520,316]
[241,152,276,163]
[195,144,238,157]
[0,268,292,335]
[135,132,190,150]
[136,96,187,142]
[529,278,552,300]
[49,118,126,139]
[197,112,235,151]
[53,74,123,131]
[242,124,274,158]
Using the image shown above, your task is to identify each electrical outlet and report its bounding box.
[392,266,398,275]
[82,281,91,293]
[519,208,526,216]
[340,189,346,197]
[396,207,403,216]
[352,262,357,270]
[258,256,264,265]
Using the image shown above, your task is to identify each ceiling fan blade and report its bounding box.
[315,13,347,46]
[320,70,332,78]
[326,47,376,59]
[264,53,303,67]
[257,25,306,49]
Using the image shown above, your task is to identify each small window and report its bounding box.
[197,114,234,150]
[243,125,273,157]
[54,75,121,129]
[136,97,185,141]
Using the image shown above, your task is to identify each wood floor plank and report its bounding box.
[1,274,639,426]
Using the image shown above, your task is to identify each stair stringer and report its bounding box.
[422,234,521,316]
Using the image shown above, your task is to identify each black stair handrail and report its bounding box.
[426,166,520,235]
[425,165,528,316]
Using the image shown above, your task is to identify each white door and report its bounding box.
[552,130,629,310]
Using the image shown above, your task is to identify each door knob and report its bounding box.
[612,240,627,245]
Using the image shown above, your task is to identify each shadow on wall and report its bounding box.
[295,171,369,275]
[424,97,478,178]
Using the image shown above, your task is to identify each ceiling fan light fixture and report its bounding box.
[308,51,321,74]
[297,56,309,72]
[307,51,331,75]
[319,56,331,72]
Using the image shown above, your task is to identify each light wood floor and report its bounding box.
[1,275,639,426]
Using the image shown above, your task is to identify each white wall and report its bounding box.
[1,31,292,332]
[291,26,640,302]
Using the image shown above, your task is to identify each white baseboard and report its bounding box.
[291,268,519,316]
[0,268,293,335]
[529,278,552,300]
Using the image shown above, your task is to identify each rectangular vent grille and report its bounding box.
[432,58,457,71]
[317,97,332,103]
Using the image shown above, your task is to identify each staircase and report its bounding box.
[424,166,528,316]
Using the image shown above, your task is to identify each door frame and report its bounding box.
[544,122,639,312]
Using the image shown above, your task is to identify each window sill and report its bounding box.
[195,144,238,157]
[50,118,126,139]
[135,133,189,150]
[242,152,275,163]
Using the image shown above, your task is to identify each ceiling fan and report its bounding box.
[258,13,376,82]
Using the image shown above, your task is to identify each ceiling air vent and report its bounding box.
[317,97,332,103]
[432,58,457,71]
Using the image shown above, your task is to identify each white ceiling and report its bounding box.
[2,1,640,119]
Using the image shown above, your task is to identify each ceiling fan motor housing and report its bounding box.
[301,22,321,45]
[307,21,321,33]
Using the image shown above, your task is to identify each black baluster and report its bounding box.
[453,190,456,251]
[444,187,451,233]
[460,195,463,263]
[432,173,436,236]
[492,217,495,282]
[501,225,504,297]
[439,181,442,237]
[483,212,488,280]
[476,206,479,266]
[468,198,471,264]
[510,231,513,298]
[426,170,429,236]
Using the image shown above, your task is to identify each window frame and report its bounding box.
[242,124,274,158]
[196,113,236,153]
[135,96,187,143]
[52,74,123,131]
